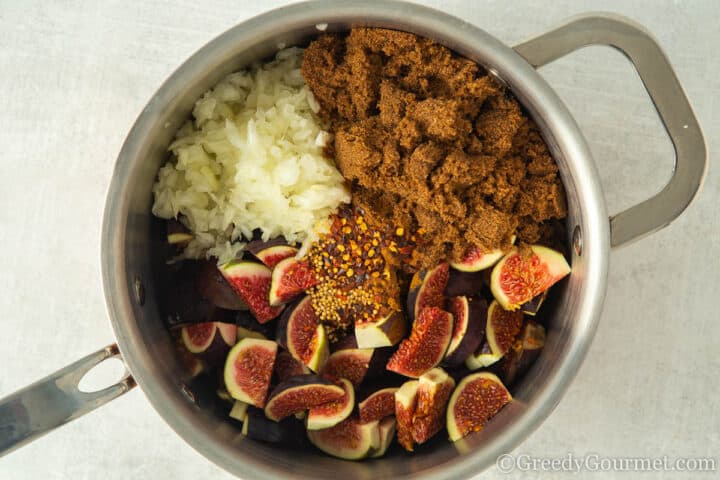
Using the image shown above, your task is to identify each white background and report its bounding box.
[0,1,717,479]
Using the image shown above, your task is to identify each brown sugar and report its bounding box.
[302,28,567,269]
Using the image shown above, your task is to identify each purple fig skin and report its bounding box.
[242,406,307,445]
[445,270,486,297]
[520,291,548,316]
[443,297,488,367]
[245,237,289,255]
[235,310,276,339]
[499,321,546,386]
[366,347,394,381]
[264,375,344,421]
[196,260,249,310]
[330,333,359,352]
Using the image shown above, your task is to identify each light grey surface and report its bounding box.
[0,0,716,479]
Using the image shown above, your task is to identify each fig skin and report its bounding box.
[406,263,450,322]
[386,307,454,378]
[264,375,345,421]
[446,371,512,442]
[307,416,380,460]
[307,378,355,430]
[465,341,502,370]
[223,338,277,408]
[268,257,318,306]
[358,387,398,424]
[499,320,546,386]
[520,291,548,316]
[490,245,570,311]
[182,322,237,368]
[445,269,486,297]
[242,406,306,445]
[196,260,249,311]
[220,261,285,323]
[443,296,488,367]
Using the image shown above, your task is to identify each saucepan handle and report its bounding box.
[0,344,135,457]
[513,13,707,248]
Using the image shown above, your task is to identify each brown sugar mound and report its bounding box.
[302,28,567,269]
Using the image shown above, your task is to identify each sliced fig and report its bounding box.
[322,348,374,387]
[490,245,570,310]
[331,332,359,352]
[394,380,419,451]
[274,350,311,383]
[446,372,512,441]
[486,300,524,357]
[196,259,248,310]
[167,218,193,246]
[412,368,455,445]
[257,245,299,268]
[276,296,329,372]
[355,310,407,349]
[234,310,275,339]
[465,341,502,370]
[500,320,546,385]
[242,406,306,445]
[370,417,397,458]
[406,263,450,322]
[307,416,380,460]
[386,307,453,378]
[268,257,318,306]
[358,387,398,424]
[521,291,548,316]
[450,245,505,272]
[264,375,344,421]
[223,338,277,408]
[445,269,486,297]
[220,261,284,323]
[181,322,237,367]
[307,378,355,430]
[444,296,487,367]
[229,400,249,423]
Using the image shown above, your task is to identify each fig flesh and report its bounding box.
[446,372,512,442]
[406,263,449,322]
[321,348,374,388]
[443,296,487,367]
[412,368,455,445]
[386,307,453,378]
[486,300,524,357]
[394,380,419,451]
[220,261,284,323]
[490,245,570,310]
[181,322,237,367]
[268,257,318,306]
[355,310,407,349]
[277,296,329,372]
[274,350,311,383]
[223,338,277,408]
[370,417,397,458]
[251,244,298,269]
[264,375,344,421]
[242,406,306,445]
[450,245,505,272]
[307,378,355,430]
[358,387,398,424]
[307,416,380,460]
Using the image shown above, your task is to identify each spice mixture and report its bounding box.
[302,28,567,268]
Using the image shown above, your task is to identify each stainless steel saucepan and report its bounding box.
[0,2,706,478]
